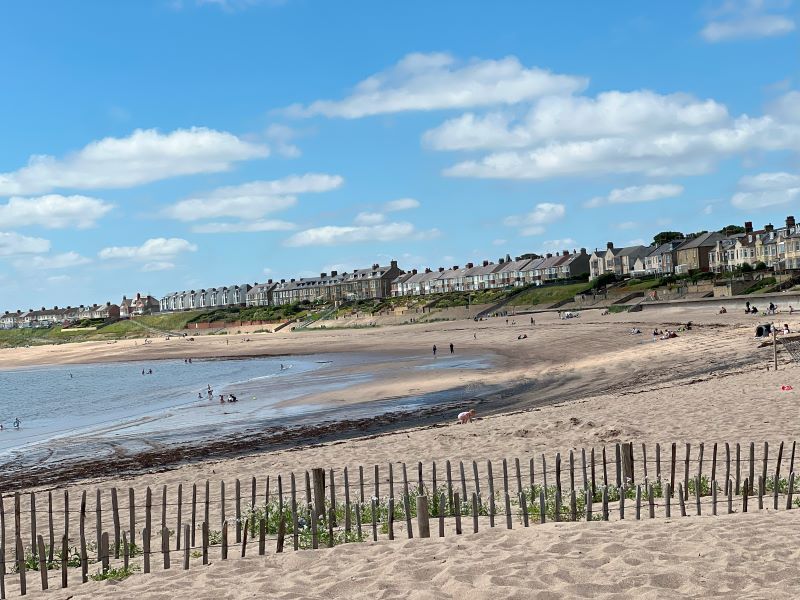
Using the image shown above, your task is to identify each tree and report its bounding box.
[653,231,685,246]
[755,262,768,271]
[739,263,754,273]
[719,224,746,235]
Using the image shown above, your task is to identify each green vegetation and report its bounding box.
[508,282,591,307]
[590,272,617,290]
[136,311,204,331]
[619,277,661,292]
[744,277,777,294]
[90,566,139,582]
[187,302,310,325]
[653,231,685,245]
[606,304,631,313]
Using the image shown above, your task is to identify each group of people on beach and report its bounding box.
[743,301,779,315]
[432,343,455,357]
[0,418,22,431]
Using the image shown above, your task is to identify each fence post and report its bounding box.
[417,496,430,538]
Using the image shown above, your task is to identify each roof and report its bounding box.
[618,245,652,258]
[676,232,725,250]
[647,241,681,257]
[464,262,499,277]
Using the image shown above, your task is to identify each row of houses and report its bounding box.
[390,249,590,296]
[1,293,160,330]
[708,218,795,273]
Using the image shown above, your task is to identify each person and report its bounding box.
[432,344,437,357]
[69,372,73,378]
[719,306,727,314]
[751,305,758,315]
[745,301,751,313]
[148,368,153,375]
[769,302,776,315]
[473,332,477,340]
[13,418,20,429]
[449,343,454,354]
[188,358,192,364]
[226,339,229,346]
[198,392,203,400]
[142,369,145,375]
[791,306,795,315]
[457,409,476,424]
[220,394,225,404]
[784,324,791,335]
[280,363,285,371]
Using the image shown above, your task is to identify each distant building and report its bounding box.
[120,293,160,317]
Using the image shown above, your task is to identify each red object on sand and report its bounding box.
[781,385,794,391]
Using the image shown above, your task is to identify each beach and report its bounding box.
[0,305,796,598]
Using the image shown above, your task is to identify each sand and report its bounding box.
[0,305,796,598]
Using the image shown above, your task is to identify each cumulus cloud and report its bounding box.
[731,171,800,208]
[265,124,302,158]
[701,1,795,42]
[13,251,91,270]
[0,127,268,196]
[435,90,800,180]
[0,195,113,229]
[0,232,50,256]
[384,198,421,211]
[585,184,684,208]
[99,237,198,260]
[354,212,386,226]
[285,222,439,247]
[503,202,566,236]
[191,220,296,233]
[162,173,342,222]
[283,53,587,118]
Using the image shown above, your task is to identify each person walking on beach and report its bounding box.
[450,343,454,354]
[432,344,437,358]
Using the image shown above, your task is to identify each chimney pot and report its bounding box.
[744,221,753,234]
[606,242,614,249]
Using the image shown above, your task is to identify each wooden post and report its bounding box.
[370,499,377,542]
[221,521,228,560]
[202,522,208,565]
[304,472,310,508]
[129,487,136,547]
[454,493,462,535]
[590,448,596,495]
[615,444,622,488]
[472,461,481,505]
[328,469,337,526]
[641,443,648,482]
[648,485,655,519]
[530,456,536,492]
[162,527,170,569]
[220,481,226,532]
[446,461,453,514]
[312,468,325,520]
[656,443,661,482]
[145,486,152,547]
[189,484,196,548]
[344,467,351,534]
[761,442,769,493]
[373,464,380,502]
[459,461,467,506]
[542,454,548,494]
[743,478,749,513]
[602,447,609,488]
[791,442,796,475]
[417,496,431,538]
[635,485,642,520]
[664,483,671,518]
[13,493,20,552]
[432,461,438,498]
[776,441,785,484]
[276,514,286,554]
[439,494,446,537]
[61,534,68,589]
[122,531,129,571]
[418,461,424,494]
[554,453,561,497]
[570,489,577,522]
[735,443,741,495]
[63,489,69,548]
[355,501,363,542]
[712,480,718,516]
[111,488,120,559]
[540,489,547,524]
[0,495,5,599]
[204,481,210,536]
[235,479,242,543]
[727,480,733,514]
[241,519,249,556]
[47,492,54,564]
[309,502,318,550]
[160,485,167,534]
[621,442,634,486]
[29,493,37,561]
[505,492,513,529]
[487,460,495,528]
[359,466,365,504]
[16,536,25,597]
[94,490,101,562]
[773,471,780,510]
[388,463,395,501]
[670,443,677,496]
[518,457,525,495]
[502,459,511,510]
[251,476,257,531]
[786,472,795,509]
[258,518,266,555]
[403,493,413,539]
[619,487,625,520]
[143,527,150,574]
[695,476,702,516]
[277,475,284,523]
[724,443,731,495]
[581,448,588,491]
[749,442,755,495]
[326,507,334,549]
[711,443,718,485]
[585,488,592,522]
[387,498,394,540]
[183,525,190,570]
[683,443,691,501]
[291,473,299,551]
[601,487,609,521]
[678,484,686,516]
[79,492,87,583]
[37,535,47,590]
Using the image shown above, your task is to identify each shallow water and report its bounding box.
[0,352,492,472]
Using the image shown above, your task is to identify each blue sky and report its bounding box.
[1,0,798,310]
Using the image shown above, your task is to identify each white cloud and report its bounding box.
[425,91,729,150]
[436,90,800,180]
[163,173,343,222]
[354,212,386,226]
[191,220,296,233]
[384,198,420,211]
[731,171,800,208]
[0,232,50,256]
[503,202,566,236]
[13,251,91,270]
[0,195,113,229]
[701,1,795,42]
[265,124,301,158]
[626,238,648,246]
[99,237,198,260]
[141,261,176,272]
[0,127,268,196]
[285,222,439,247]
[540,238,577,252]
[283,53,587,118]
[585,184,684,208]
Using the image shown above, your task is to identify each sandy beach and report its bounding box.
[0,305,796,598]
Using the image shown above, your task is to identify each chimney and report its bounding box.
[425,268,432,273]
[765,223,774,233]
[482,260,489,267]
[744,221,753,234]
[280,279,285,284]
[787,216,796,229]
[499,257,505,264]
[372,263,379,270]
[331,270,338,277]
[320,272,327,278]
[268,279,273,284]
[580,248,587,254]
[438,267,445,273]
[53,306,58,310]
[562,250,569,256]
[391,260,398,268]
[106,301,111,307]
[290,278,295,283]
[412,269,418,275]
[452,265,459,270]
[606,242,614,250]
[466,262,474,269]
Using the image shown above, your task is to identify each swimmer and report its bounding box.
[280,364,284,371]
[13,418,20,429]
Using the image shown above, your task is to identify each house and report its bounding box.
[390,272,415,297]
[644,241,683,275]
[78,303,120,320]
[494,258,534,288]
[121,293,160,317]
[160,283,252,312]
[558,249,590,280]
[675,232,725,273]
[246,281,277,307]
[464,261,499,291]
[617,246,653,276]
[334,261,403,301]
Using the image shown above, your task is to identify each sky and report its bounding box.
[0,0,799,310]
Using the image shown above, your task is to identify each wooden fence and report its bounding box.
[0,439,798,597]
